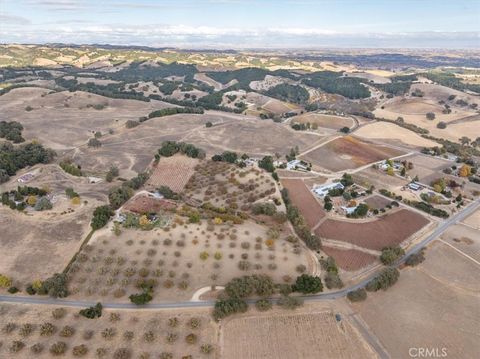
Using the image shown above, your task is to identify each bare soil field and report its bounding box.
[184,161,281,210]
[364,195,392,210]
[353,167,409,192]
[321,246,377,272]
[222,303,377,359]
[354,121,437,148]
[292,113,355,130]
[0,303,217,359]
[352,241,480,359]
[402,154,452,184]
[440,223,480,262]
[316,209,430,251]
[462,208,480,230]
[281,179,325,228]
[146,155,199,192]
[301,136,404,172]
[276,169,317,178]
[66,218,310,302]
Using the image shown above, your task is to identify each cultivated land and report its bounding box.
[1,45,480,358]
[352,241,480,359]
[316,209,430,251]
[221,303,378,359]
[0,303,217,359]
[281,178,325,228]
[301,136,404,172]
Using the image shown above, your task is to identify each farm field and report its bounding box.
[122,195,176,214]
[353,167,409,193]
[222,304,377,359]
[462,208,480,229]
[364,195,392,210]
[0,303,217,359]
[301,136,404,172]
[146,155,198,193]
[352,241,480,359]
[291,113,355,130]
[402,154,452,184]
[281,178,325,228]
[354,121,437,148]
[321,246,377,272]
[66,218,311,302]
[315,209,430,251]
[439,223,480,262]
[184,160,281,210]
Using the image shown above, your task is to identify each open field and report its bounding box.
[146,155,198,193]
[439,223,480,262]
[0,88,172,151]
[321,246,377,272]
[66,218,310,302]
[462,208,480,230]
[0,303,217,359]
[123,195,176,214]
[354,121,437,148]
[222,303,377,359]
[301,136,404,172]
[402,153,452,184]
[353,167,409,192]
[281,178,325,228]
[352,241,480,359]
[316,209,430,251]
[291,113,355,130]
[364,195,392,210]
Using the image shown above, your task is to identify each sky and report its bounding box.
[0,0,479,48]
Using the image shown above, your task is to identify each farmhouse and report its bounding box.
[313,182,345,198]
[287,159,309,171]
[341,205,357,215]
[408,182,422,191]
[17,172,34,183]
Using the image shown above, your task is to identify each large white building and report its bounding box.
[312,182,344,198]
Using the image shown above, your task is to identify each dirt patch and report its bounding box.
[301,136,404,172]
[321,246,377,271]
[281,178,325,228]
[364,195,392,210]
[316,209,429,250]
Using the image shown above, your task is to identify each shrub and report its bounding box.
[324,272,344,289]
[185,333,198,344]
[405,249,426,266]
[9,341,25,353]
[40,322,56,336]
[19,323,34,337]
[277,295,303,309]
[189,317,201,329]
[292,274,323,294]
[79,302,103,319]
[255,298,272,311]
[101,327,116,340]
[200,344,214,354]
[366,267,399,292]
[59,325,75,337]
[380,246,405,265]
[129,290,153,305]
[49,341,67,356]
[347,288,367,302]
[73,344,88,356]
[88,138,102,148]
[34,196,53,211]
[113,348,132,359]
[213,298,248,320]
[38,273,68,298]
[0,274,12,288]
[52,308,66,319]
[31,343,44,354]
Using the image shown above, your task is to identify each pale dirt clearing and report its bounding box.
[351,241,480,359]
[222,303,378,359]
[354,121,437,148]
[462,208,480,229]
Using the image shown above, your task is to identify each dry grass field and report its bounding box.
[462,208,480,230]
[439,223,480,262]
[315,209,430,251]
[122,195,176,214]
[0,303,217,359]
[352,241,480,359]
[66,218,310,302]
[402,154,452,184]
[221,304,378,359]
[292,113,355,130]
[281,178,325,228]
[301,136,404,172]
[146,155,199,192]
[354,121,437,148]
[364,195,392,210]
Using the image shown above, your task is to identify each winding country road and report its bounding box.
[1,199,478,310]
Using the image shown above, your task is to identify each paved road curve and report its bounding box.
[1,199,478,310]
